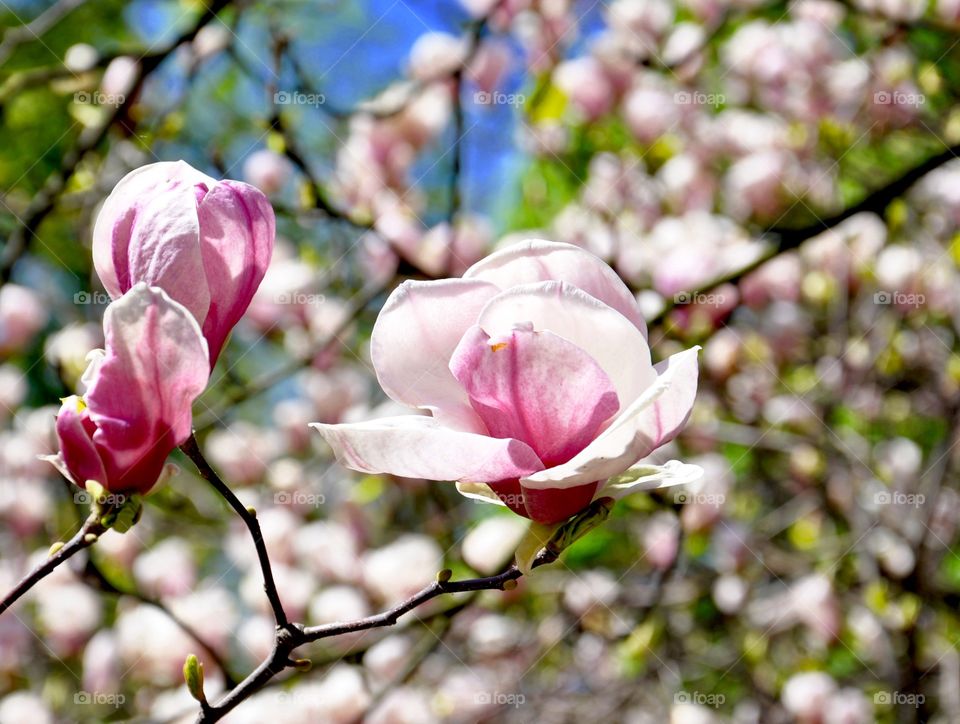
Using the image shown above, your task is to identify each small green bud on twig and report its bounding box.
[183,654,206,703]
[436,568,453,583]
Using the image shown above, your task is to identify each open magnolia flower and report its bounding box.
[314,240,702,524]
[93,160,275,366]
[45,284,209,495]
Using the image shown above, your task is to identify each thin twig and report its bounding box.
[179,434,289,628]
[180,427,571,722]
[649,142,960,326]
[0,0,234,282]
[0,511,104,616]
[81,555,240,688]
[0,0,87,67]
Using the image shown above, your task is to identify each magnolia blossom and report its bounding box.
[314,240,701,524]
[93,160,275,366]
[46,284,209,495]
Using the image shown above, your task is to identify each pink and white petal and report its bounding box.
[125,186,210,324]
[197,180,276,364]
[477,281,656,408]
[449,325,619,468]
[455,481,508,507]
[522,346,700,489]
[51,396,106,488]
[463,239,647,334]
[370,278,500,427]
[597,460,704,500]
[85,284,210,488]
[311,416,544,483]
[93,161,215,300]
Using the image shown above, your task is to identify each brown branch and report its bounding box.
[179,434,289,627]
[0,511,105,616]
[649,142,960,326]
[80,555,240,688]
[195,551,555,723]
[0,0,234,282]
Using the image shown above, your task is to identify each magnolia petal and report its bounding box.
[477,281,656,409]
[51,396,106,489]
[598,460,704,499]
[449,325,619,468]
[85,284,209,492]
[311,415,544,482]
[196,180,276,365]
[125,186,210,323]
[522,346,700,489]
[93,161,214,305]
[455,481,507,507]
[463,239,647,335]
[370,278,500,428]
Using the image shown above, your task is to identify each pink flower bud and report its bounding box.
[46,284,209,495]
[93,161,275,366]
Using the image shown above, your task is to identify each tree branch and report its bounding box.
[649,142,960,326]
[0,511,105,616]
[179,433,289,628]
[0,0,234,282]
